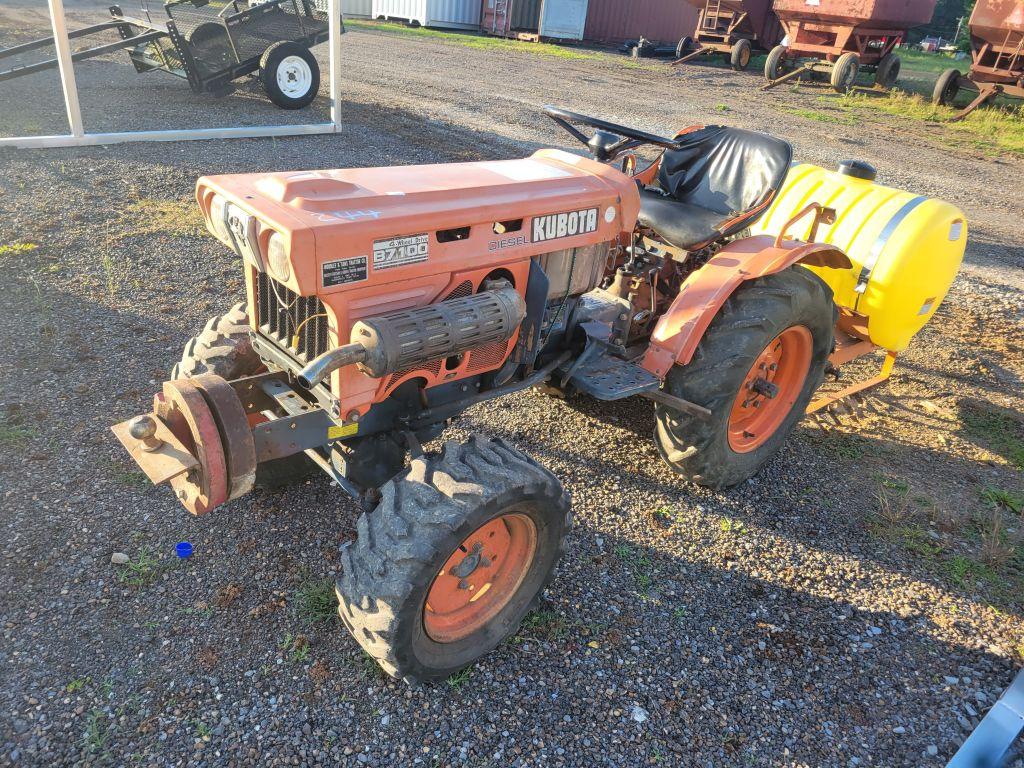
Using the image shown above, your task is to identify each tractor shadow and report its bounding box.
[469,384,1024,618]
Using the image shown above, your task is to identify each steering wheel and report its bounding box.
[543,106,682,161]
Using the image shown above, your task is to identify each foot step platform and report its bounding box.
[569,355,661,401]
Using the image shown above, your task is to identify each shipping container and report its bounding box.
[481,0,589,40]
[372,0,481,29]
[583,0,699,44]
[482,0,697,43]
[343,0,373,17]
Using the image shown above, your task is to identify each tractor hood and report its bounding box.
[195,149,640,297]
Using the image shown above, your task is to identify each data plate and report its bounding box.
[373,233,429,270]
[322,255,368,287]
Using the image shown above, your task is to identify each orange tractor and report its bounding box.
[113,108,966,681]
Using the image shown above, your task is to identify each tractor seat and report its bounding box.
[637,126,792,251]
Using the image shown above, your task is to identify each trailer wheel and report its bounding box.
[830,52,860,93]
[653,267,836,489]
[336,436,570,682]
[730,39,752,70]
[873,52,900,89]
[171,303,317,489]
[260,41,320,109]
[764,44,788,81]
[933,68,961,106]
[675,35,694,59]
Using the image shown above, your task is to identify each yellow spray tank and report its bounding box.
[752,161,968,353]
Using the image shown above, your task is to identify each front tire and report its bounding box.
[654,267,836,489]
[336,436,570,682]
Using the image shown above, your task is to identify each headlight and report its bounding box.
[267,232,291,282]
[208,195,231,245]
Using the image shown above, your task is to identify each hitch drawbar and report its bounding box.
[298,283,526,388]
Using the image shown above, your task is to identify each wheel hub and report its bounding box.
[728,325,813,453]
[423,513,537,643]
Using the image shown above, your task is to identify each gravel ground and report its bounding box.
[1,8,1023,767]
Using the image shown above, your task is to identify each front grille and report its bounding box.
[254,271,329,362]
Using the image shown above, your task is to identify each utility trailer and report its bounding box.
[0,0,338,109]
[761,0,937,92]
[932,0,1024,120]
[671,0,783,71]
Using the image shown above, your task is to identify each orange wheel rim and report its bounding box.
[423,513,537,643]
[728,325,813,453]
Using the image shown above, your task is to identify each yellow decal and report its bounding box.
[327,423,359,440]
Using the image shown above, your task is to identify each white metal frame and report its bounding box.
[0,0,343,148]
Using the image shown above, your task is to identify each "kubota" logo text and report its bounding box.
[532,207,599,243]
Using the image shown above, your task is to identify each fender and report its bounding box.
[640,236,852,378]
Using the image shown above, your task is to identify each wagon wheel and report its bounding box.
[730,39,752,71]
[676,35,694,59]
[764,44,789,81]
[932,68,962,106]
[830,52,860,93]
[873,53,901,89]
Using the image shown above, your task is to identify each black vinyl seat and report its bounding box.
[637,126,792,251]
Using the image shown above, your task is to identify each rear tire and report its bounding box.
[830,52,860,93]
[336,436,570,682]
[764,44,788,81]
[260,41,320,109]
[730,39,752,71]
[172,304,317,489]
[653,267,836,489]
[873,52,900,88]
[933,68,961,105]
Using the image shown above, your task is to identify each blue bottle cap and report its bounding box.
[175,541,193,559]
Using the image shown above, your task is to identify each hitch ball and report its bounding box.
[128,414,163,452]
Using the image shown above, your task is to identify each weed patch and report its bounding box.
[294,577,338,625]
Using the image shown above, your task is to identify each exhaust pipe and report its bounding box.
[297,284,526,389]
[297,343,367,389]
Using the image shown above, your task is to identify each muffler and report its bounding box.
[298,283,526,387]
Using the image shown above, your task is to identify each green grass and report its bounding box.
[831,91,1024,158]
[0,417,37,447]
[779,106,856,125]
[66,677,88,693]
[346,18,624,64]
[962,403,1024,469]
[120,198,205,239]
[446,667,471,689]
[294,577,339,625]
[279,632,310,664]
[982,487,1023,515]
[898,48,966,77]
[83,709,110,756]
[0,242,38,256]
[115,548,162,588]
[720,517,746,535]
[519,608,569,640]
